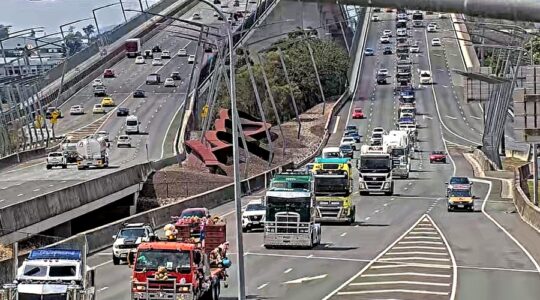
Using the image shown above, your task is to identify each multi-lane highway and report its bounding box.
[78,9,540,300]
[0,0,257,208]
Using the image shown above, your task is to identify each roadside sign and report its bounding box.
[201,104,209,118]
[51,111,59,125]
[51,117,58,125]
[35,115,44,128]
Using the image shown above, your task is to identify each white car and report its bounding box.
[46,152,67,170]
[373,127,386,134]
[340,137,357,150]
[70,105,84,115]
[427,24,437,32]
[383,30,392,37]
[112,223,154,265]
[380,35,390,43]
[370,133,383,145]
[188,55,195,64]
[164,78,175,87]
[410,45,420,53]
[161,50,171,59]
[396,28,407,37]
[431,38,442,46]
[192,13,201,20]
[241,199,266,232]
[377,69,388,76]
[92,79,103,87]
[96,130,110,142]
[117,135,132,148]
[177,48,187,57]
[152,58,163,66]
[371,15,379,22]
[135,56,145,64]
[438,13,447,19]
[419,70,432,84]
[92,104,105,114]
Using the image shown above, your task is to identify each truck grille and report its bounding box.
[118,244,137,249]
[319,207,340,218]
[248,215,263,221]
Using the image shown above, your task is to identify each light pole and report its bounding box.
[0,27,44,77]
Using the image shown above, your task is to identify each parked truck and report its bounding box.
[62,142,79,163]
[130,222,229,300]
[76,136,109,169]
[358,145,393,195]
[312,158,355,223]
[383,131,411,179]
[1,249,96,300]
[125,38,142,58]
[264,171,322,248]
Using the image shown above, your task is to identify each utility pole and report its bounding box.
[277,47,301,139]
[533,143,538,206]
[305,41,326,115]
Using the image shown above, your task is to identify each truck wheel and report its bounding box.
[112,255,120,265]
[359,191,368,196]
[46,165,52,170]
[62,164,67,169]
[242,227,248,233]
[350,206,356,223]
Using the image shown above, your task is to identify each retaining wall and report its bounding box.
[514,163,540,233]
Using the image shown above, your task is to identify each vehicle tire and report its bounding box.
[242,227,248,233]
[443,159,446,163]
[264,244,274,249]
[46,165,52,170]
[112,255,120,265]
[360,191,368,196]
[350,206,356,223]
[62,164,67,169]
[447,206,452,212]
[212,283,219,300]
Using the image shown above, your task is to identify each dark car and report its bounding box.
[133,89,145,98]
[170,72,182,80]
[344,131,361,143]
[340,144,354,158]
[144,50,153,58]
[146,73,161,85]
[117,107,130,117]
[345,125,358,132]
[377,73,387,84]
[383,46,392,55]
[152,45,162,53]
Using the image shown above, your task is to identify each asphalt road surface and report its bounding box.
[83,10,540,300]
[0,0,258,209]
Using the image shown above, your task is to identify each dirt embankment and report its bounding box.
[142,101,335,205]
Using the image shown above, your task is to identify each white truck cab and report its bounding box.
[125,115,140,134]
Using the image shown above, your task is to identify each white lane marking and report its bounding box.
[445,115,457,120]
[321,215,429,300]
[393,246,445,250]
[403,236,441,240]
[337,289,449,296]
[4,161,46,173]
[442,85,449,88]
[471,115,482,120]
[398,241,443,245]
[340,232,347,237]
[379,257,450,262]
[350,281,450,287]
[33,189,40,192]
[98,287,109,292]
[386,251,448,256]
[257,282,269,289]
[93,260,113,268]
[457,264,537,273]
[427,214,458,300]
[475,178,540,273]
[0,187,6,190]
[374,210,380,213]
[17,194,23,197]
[371,263,451,269]
[361,272,450,278]
[0,199,4,203]
[283,274,327,284]
[284,268,293,274]
[408,231,438,235]
[365,217,371,221]
[333,116,341,134]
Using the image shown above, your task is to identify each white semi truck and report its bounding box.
[358,145,394,195]
[383,130,411,179]
[76,136,109,170]
[1,249,96,300]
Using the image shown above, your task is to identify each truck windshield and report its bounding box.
[270,182,310,190]
[360,157,390,172]
[246,203,265,211]
[323,152,340,158]
[126,120,138,126]
[180,210,206,218]
[19,294,67,300]
[135,250,190,271]
[49,266,76,277]
[314,177,349,195]
[391,149,405,156]
[266,197,311,222]
[118,228,146,239]
[450,190,471,197]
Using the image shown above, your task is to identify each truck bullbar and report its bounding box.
[132,278,192,300]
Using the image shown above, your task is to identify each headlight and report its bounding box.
[383,182,391,189]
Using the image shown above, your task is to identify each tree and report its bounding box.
[64,31,84,55]
[216,37,349,124]
[0,25,9,39]
[82,24,95,41]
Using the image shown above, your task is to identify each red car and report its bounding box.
[103,69,115,78]
[430,151,447,163]
[352,108,364,119]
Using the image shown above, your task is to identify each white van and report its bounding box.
[322,147,342,158]
[125,115,140,134]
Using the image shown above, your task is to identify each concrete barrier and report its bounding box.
[0,148,46,171]
[514,163,540,233]
[472,148,500,172]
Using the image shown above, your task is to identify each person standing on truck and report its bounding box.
[200,217,207,248]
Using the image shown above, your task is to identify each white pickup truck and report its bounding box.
[46,152,67,169]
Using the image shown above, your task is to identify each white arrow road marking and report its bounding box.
[445,115,457,120]
[283,274,328,284]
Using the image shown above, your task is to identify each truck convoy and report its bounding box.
[358,145,394,195]
[76,135,109,170]
[125,38,142,58]
[1,249,95,300]
[130,218,229,300]
[312,158,355,223]
[263,171,322,248]
[382,131,411,179]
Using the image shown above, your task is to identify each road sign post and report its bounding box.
[201,104,209,119]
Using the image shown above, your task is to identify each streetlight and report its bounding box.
[0,27,44,77]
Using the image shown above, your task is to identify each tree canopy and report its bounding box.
[0,25,9,39]
[216,36,349,124]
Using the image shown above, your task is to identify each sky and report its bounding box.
[0,0,160,36]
